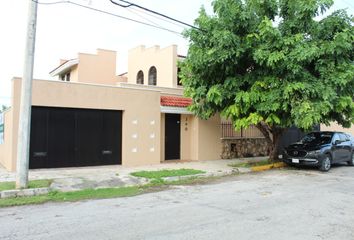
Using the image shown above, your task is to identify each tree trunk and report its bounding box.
[269,128,283,162]
[256,123,286,162]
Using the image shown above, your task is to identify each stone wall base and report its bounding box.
[221,138,269,159]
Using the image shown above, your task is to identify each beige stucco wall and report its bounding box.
[160,113,165,162]
[0,109,14,170]
[197,115,222,160]
[189,116,199,160]
[6,78,22,171]
[0,76,23,170]
[76,49,117,85]
[178,114,221,161]
[180,114,191,160]
[5,78,162,171]
[2,77,222,171]
[116,75,127,83]
[127,45,178,88]
[159,113,220,162]
[321,122,354,135]
[54,46,184,88]
[70,65,79,82]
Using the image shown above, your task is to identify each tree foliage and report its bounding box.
[181,0,354,160]
[0,105,8,113]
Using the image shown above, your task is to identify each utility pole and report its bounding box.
[16,0,38,189]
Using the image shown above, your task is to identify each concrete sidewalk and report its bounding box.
[0,157,267,192]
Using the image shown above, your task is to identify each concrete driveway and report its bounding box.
[1,164,353,240]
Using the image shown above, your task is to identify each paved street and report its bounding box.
[1,165,354,240]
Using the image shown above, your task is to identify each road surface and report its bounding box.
[1,165,354,240]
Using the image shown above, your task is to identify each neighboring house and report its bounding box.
[0,46,222,171]
[49,49,119,85]
[321,123,354,136]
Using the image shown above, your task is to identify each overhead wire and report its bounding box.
[126,8,165,29]
[125,8,184,38]
[109,0,203,31]
[127,6,188,30]
[32,0,184,36]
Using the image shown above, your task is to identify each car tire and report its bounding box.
[348,152,354,166]
[319,155,331,172]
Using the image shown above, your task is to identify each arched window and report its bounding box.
[136,70,144,84]
[148,66,157,85]
[177,67,182,86]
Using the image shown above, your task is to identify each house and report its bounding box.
[0,45,223,171]
[2,45,350,172]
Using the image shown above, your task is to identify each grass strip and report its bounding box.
[130,168,205,179]
[0,170,236,208]
[0,179,52,191]
[228,159,271,168]
[0,186,142,208]
[49,186,142,202]
[0,195,51,208]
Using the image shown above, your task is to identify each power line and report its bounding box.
[125,8,183,38]
[109,0,204,32]
[128,6,187,29]
[32,0,184,36]
[126,8,164,29]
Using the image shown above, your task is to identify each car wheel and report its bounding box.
[348,152,354,166]
[319,155,331,172]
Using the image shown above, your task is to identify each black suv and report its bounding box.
[283,131,354,171]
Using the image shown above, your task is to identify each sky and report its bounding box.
[0,0,353,107]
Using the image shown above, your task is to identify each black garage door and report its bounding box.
[29,106,122,169]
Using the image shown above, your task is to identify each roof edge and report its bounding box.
[49,58,79,76]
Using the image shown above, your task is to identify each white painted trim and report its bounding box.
[160,106,192,114]
[119,82,184,96]
[50,59,79,76]
[13,78,163,93]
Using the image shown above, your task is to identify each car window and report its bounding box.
[332,134,340,143]
[344,134,351,141]
[300,132,333,145]
[350,134,354,142]
[339,133,348,142]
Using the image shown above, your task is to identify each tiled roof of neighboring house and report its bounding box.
[160,96,192,108]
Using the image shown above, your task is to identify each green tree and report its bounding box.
[181,0,354,160]
[0,105,8,113]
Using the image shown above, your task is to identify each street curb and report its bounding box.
[0,163,287,199]
[251,162,287,172]
[0,188,50,199]
[161,170,241,182]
